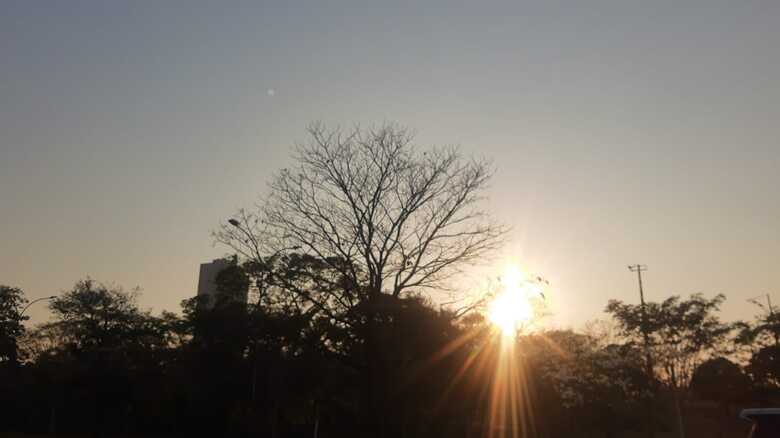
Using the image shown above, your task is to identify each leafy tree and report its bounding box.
[739,298,780,348]
[606,293,731,391]
[0,285,27,366]
[607,293,731,438]
[18,321,66,363]
[747,345,780,388]
[49,279,154,352]
[525,330,651,438]
[730,299,780,394]
[690,357,750,404]
[0,286,29,434]
[691,357,752,438]
[733,300,780,390]
[41,279,171,436]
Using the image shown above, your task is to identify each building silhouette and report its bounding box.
[196,257,248,308]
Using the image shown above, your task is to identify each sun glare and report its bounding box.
[488,265,536,337]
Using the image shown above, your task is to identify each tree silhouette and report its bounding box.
[0,286,29,433]
[524,330,651,438]
[217,123,507,302]
[0,285,27,367]
[4,274,778,438]
[691,357,750,404]
[215,123,507,435]
[607,293,732,438]
[37,279,171,436]
[607,294,731,391]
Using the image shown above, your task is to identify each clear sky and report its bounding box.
[2,1,778,327]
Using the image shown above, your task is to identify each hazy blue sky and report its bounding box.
[2,1,778,327]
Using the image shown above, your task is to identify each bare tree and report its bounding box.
[216,123,507,314]
[216,123,507,434]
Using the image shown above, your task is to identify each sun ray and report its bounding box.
[480,263,553,437]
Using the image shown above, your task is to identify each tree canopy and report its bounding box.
[0,285,28,366]
[216,123,507,309]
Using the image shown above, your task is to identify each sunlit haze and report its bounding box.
[488,266,537,336]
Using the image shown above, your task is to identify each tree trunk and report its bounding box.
[269,354,280,438]
[674,391,686,438]
[313,401,320,438]
[48,404,57,434]
[363,291,387,438]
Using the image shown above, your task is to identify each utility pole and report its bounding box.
[749,294,778,346]
[628,265,653,376]
[629,264,655,438]
[767,294,778,346]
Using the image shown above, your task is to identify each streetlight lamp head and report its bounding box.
[228,219,240,227]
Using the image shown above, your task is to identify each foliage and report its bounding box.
[4,274,780,437]
[0,285,27,365]
[4,125,780,437]
[734,301,780,379]
[47,278,166,355]
[606,293,731,390]
[690,357,751,403]
[524,330,651,437]
[747,345,780,388]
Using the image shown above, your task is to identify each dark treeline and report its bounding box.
[2,124,779,437]
[1,277,779,438]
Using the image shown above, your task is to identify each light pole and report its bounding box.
[227,218,300,404]
[18,294,58,434]
[20,296,57,318]
[9,296,55,368]
[228,217,304,438]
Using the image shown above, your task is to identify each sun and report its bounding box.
[488,265,536,336]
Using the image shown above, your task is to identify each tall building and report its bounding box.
[196,257,247,308]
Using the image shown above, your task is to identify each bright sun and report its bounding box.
[488,265,537,336]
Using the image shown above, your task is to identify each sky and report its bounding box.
[2,1,778,328]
